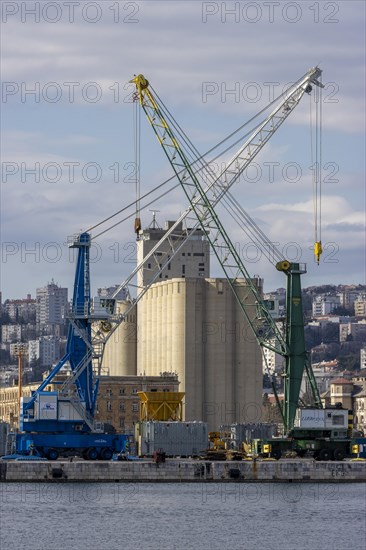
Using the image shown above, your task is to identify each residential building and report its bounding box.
[312,295,341,317]
[329,377,354,410]
[361,348,366,370]
[311,361,338,394]
[28,340,40,363]
[26,336,62,368]
[337,288,363,310]
[339,320,366,342]
[3,295,36,323]
[36,280,68,335]
[39,335,61,367]
[319,372,366,434]
[352,369,366,432]
[354,295,366,316]
[0,366,18,388]
[1,324,22,343]
[262,340,283,375]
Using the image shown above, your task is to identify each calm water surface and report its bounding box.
[1,482,365,550]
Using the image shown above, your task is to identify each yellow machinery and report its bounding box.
[137,391,185,422]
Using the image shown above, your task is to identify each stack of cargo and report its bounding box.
[220,423,277,451]
[136,421,208,457]
[136,391,207,456]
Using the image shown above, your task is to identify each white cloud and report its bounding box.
[1,1,365,298]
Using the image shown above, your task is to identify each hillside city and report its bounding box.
[1,281,366,394]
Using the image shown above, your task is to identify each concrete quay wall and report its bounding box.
[1,459,366,482]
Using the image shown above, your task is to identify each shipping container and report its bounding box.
[220,423,277,450]
[137,421,208,457]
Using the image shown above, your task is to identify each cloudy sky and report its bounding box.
[1,0,365,300]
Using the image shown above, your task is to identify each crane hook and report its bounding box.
[314,241,322,265]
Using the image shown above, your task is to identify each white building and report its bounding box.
[337,289,364,309]
[36,281,68,331]
[28,338,57,366]
[1,324,22,343]
[38,336,60,367]
[28,340,40,363]
[339,320,366,342]
[262,337,283,375]
[312,295,341,317]
[360,348,366,370]
[4,295,36,322]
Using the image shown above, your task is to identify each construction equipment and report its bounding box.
[200,431,247,461]
[132,69,364,460]
[132,68,324,434]
[255,405,354,460]
[17,234,130,459]
[85,66,327,383]
[15,67,327,460]
[132,68,365,460]
[200,432,228,461]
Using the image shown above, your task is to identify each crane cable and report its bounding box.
[87,75,310,239]
[151,85,286,266]
[311,74,323,264]
[88,116,268,239]
[134,98,142,235]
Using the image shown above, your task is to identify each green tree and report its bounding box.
[333,306,353,316]
[322,323,339,343]
[337,354,360,371]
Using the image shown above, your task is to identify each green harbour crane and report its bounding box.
[131,68,324,433]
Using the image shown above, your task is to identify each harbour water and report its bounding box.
[1,482,365,549]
